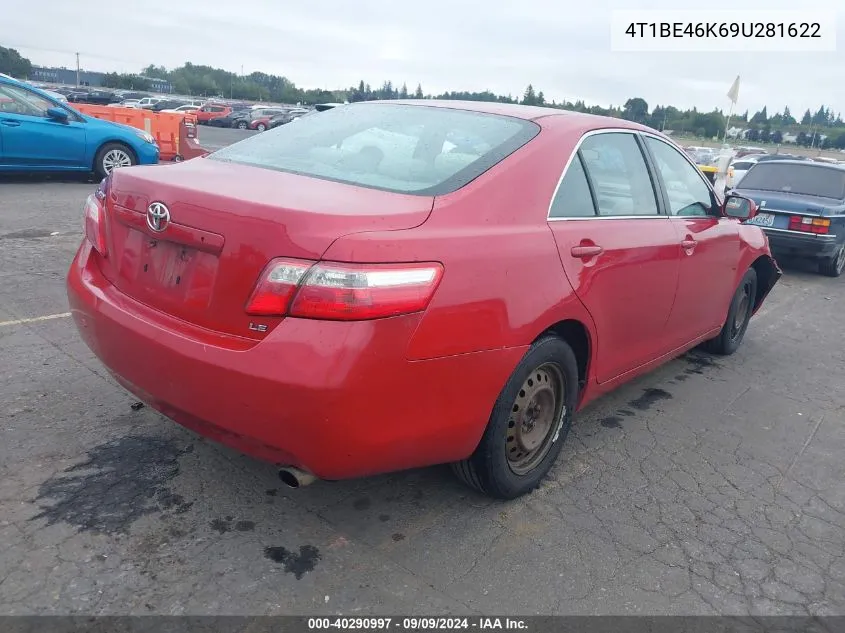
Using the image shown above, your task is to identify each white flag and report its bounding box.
[727,75,740,104]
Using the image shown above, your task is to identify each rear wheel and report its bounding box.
[819,243,845,278]
[94,142,136,179]
[236,121,248,130]
[255,123,267,132]
[451,335,578,499]
[704,268,757,356]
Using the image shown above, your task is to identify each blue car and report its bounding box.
[0,74,159,178]
[733,159,845,277]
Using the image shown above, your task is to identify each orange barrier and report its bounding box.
[73,105,208,162]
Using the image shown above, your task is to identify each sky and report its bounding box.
[3,0,843,116]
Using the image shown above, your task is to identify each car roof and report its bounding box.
[359,99,649,129]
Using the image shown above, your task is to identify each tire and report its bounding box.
[451,335,579,499]
[703,268,757,356]
[819,243,845,278]
[236,121,248,130]
[94,142,136,179]
[256,123,266,132]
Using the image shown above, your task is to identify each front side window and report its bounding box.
[549,154,597,218]
[0,84,54,117]
[210,103,540,195]
[645,137,715,217]
[579,133,660,216]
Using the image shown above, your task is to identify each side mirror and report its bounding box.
[723,194,758,221]
[46,107,69,123]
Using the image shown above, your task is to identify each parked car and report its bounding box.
[67,90,120,105]
[196,103,232,124]
[115,99,141,108]
[137,97,163,109]
[66,101,780,499]
[149,100,189,112]
[268,108,309,129]
[729,155,766,187]
[0,74,159,178]
[733,160,845,276]
[248,115,276,131]
[207,109,251,128]
[160,105,200,114]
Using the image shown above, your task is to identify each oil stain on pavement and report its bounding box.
[264,545,321,579]
[32,435,194,534]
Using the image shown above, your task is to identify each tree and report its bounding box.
[746,129,760,142]
[414,83,424,98]
[760,128,771,143]
[537,91,545,106]
[521,84,537,106]
[622,97,649,123]
[0,46,32,78]
[811,105,828,126]
[771,130,783,144]
[782,106,796,126]
[750,107,768,125]
[801,109,812,125]
[796,131,809,146]
[399,82,408,99]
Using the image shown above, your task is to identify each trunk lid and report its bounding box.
[100,159,434,339]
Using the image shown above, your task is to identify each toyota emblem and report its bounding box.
[146,202,170,232]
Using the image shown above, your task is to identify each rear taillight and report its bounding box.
[245,258,444,321]
[83,193,108,256]
[788,215,830,235]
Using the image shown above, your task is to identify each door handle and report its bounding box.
[571,245,604,258]
[681,239,697,252]
[0,120,21,127]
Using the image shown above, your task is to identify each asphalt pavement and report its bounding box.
[1,141,844,616]
[197,125,257,151]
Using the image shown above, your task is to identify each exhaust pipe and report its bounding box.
[278,466,317,489]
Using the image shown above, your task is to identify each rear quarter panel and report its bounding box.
[321,116,603,361]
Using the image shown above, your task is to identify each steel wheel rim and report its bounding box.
[506,363,565,476]
[102,149,131,173]
[731,281,753,340]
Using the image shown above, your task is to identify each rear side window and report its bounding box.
[210,103,540,195]
[732,161,753,170]
[579,133,660,216]
[738,163,845,199]
[549,155,596,218]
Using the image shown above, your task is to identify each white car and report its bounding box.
[160,105,200,114]
[729,155,766,188]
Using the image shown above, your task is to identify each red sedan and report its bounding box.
[67,101,781,499]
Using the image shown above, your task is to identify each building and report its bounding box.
[29,66,173,94]
[31,66,105,87]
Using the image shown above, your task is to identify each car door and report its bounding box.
[547,130,681,384]
[642,135,740,346]
[0,83,86,168]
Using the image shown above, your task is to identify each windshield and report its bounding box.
[738,163,845,199]
[209,103,540,195]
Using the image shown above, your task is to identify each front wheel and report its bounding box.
[819,243,845,278]
[236,121,248,130]
[703,268,757,356]
[94,142,136,179]
[451,335,579,499]
[255,123,267,132]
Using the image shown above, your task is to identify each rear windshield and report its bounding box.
[738,163,845,199]
[209,103,540,195]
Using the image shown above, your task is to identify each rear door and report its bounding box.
[642,135,740,345]
[547,130,681,384]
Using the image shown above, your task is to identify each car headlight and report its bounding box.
[134,130,156,145]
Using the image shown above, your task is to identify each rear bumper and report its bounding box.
[763,228,840,259]
[67,241,525,480]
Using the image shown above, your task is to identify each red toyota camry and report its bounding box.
[67,100,781,499]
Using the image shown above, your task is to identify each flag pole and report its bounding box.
[723,101,734,143]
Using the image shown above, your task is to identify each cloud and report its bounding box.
[3,0,843,115]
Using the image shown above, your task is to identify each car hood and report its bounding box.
[732,188,845,216]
